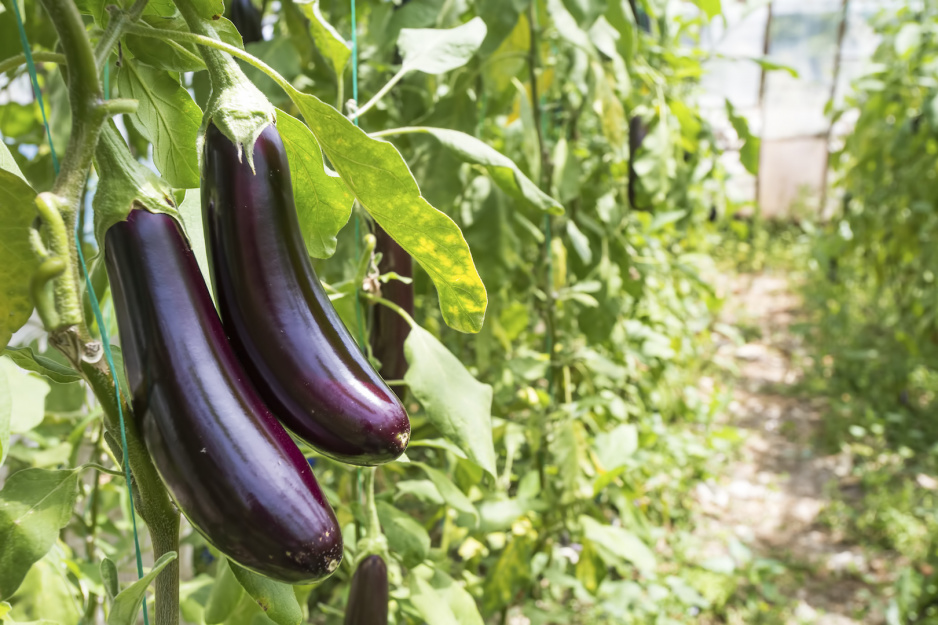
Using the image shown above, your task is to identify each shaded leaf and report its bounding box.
[3,347,81,384]
[228,560,303,625]
[276,109,352,259]
[408,573,458,625]
[0,468,81,599]
[204,557,243,625]
[0,170,38,351]
[413,462,479,524]
[106,551,178,625]
[380,127,562,215]
[118,60,201,188]
[376,501,430,568]
[580,515,656,575]
[0,141,25,181]
[404,326,496,477]
[296,0,350,77]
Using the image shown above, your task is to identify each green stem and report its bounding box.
[93,0,150,70]
[172,0,239,88]
[82,360,180,625]
[361,293,416,328]
[0,51,66,75]
[126,23,294,93]
[349,66,407,121]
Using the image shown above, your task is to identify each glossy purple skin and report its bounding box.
[370,226,413,402]
[344,555,388,625]
[202,123,410,466]
[228,0,264,44]
[105,209,342,584]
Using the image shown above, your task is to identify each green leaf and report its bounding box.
[3,347,81,384]
[106,551,178,625]
[1,357,50,433]
[0,170,38,351]
[100,557,119,600]
[376,500,430,568]
[0,468,81,599]
[203,557,243,625]
[594,423,637,470]
[398,17,487,75]
[295,0,350,78]
[408,574,459,625]
[691,0,721,19]
[580,515,656,575]
[118,60,202,189]
[228,560,303,625]
[725,99,760,176]
[396,479,444,505]
[177,190,212,289]
[404,326,496,477]
[0,142,25,181]
[276,109,353,259]
[481,534,533,614]
[429,569,484,625]
[287,91,487,332]
[0,363,8,468]
[412,462,479,524]
[381,127,562,215]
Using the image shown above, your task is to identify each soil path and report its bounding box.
[698,271,889,623]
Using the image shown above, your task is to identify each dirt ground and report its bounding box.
[697,271,894,623]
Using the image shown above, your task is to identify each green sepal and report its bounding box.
[200,67,276,172]
[92,120,182,253]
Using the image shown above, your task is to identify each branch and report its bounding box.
[0,51,65,76]
[93,0,150,70]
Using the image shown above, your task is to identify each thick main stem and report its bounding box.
[82,361,181,625]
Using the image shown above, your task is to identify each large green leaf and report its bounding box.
[377,127,562,215]
[580,515,656,575]
[398,17,487,75]
[203,557,244,625]
[429,569,484,625]
[276,109,353,259]
[106,551,178,625]
[412,462,479,524]
[177,191,212,289]
[725,99,760,176]
[228,560,303,625]
[0,170,38,351]
[295,0,350,78]
[691,0,721,19]
[0,142,25,181]
[408,573,459,625]
[404,326,496,477]
[481,534,533,614]
[118,60,202,188]
[376,501,430,568]
[287,90,487,332]
[3,347,81,384]
[0,362,9,468]
[1,356,50,434]
[0,468,81,599]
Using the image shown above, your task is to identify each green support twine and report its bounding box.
[11,17,151,622]
[349,0,367,351]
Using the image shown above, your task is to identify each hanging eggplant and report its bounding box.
[201,123,410,466]
[105,208,342,584]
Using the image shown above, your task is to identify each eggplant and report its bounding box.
[370,226,413,401]
[105,209,342,584]
[344,555,388,625]
[228,0,264,44]
[202,123,410,466]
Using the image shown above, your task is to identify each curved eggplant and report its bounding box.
[105,209,342,584]
[201,123,410,466]
[344,555,388,625]
[369,226,413,401]
[228,0,264,44]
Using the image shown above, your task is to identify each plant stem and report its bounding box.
[349,67,407,121]
[361,293,416,328]
[82,360,180,625]
[0,51,65,75]
[94,0,150,70]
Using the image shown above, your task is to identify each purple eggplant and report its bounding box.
[105,209,342,584]
[228,0,264,44]
[344,555,388,625]
[370,226,413,401]
[201,123,410,466]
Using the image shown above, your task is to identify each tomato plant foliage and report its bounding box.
[0,0,753,623]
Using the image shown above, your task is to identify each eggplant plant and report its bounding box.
[0,0,747,623]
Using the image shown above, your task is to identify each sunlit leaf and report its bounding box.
[106,552,178,625]
[398,17,487,75]
[296,0,350,78]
